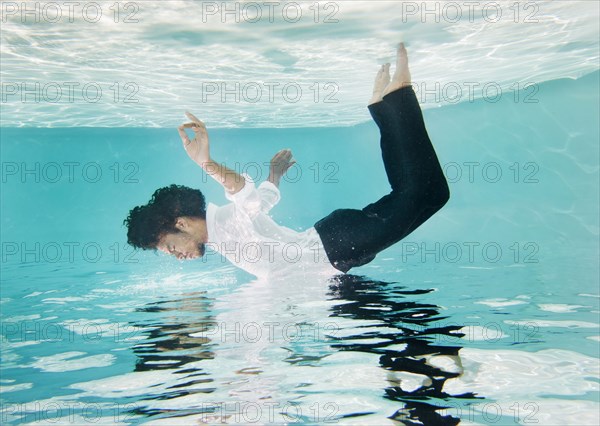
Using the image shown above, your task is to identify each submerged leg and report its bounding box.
[314,44,449,273]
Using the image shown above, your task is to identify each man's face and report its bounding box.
[157,231,205,260]
[156,217,207,260]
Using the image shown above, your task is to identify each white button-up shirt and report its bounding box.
[205,173,340,279]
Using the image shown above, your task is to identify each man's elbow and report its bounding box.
[226,179,246,196]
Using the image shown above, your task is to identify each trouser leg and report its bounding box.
[314,86,450,273]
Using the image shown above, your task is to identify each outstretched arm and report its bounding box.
[178,111,245,195]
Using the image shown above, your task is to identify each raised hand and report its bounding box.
[268,149,296,187]
[178,112,210,166]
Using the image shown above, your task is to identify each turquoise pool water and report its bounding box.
[2,71,598,424]
[1,1,599,425]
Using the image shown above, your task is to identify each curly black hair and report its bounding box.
[124,184,206,250]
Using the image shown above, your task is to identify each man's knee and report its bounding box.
[402,179,449,212]
[434,180,450,209]
[420,173,450,210]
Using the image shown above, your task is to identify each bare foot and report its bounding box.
[368,63,391,106]
[381,42,412,97]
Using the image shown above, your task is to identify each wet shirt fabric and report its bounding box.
[205,174,339,280]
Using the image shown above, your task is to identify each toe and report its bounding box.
[382,63,390,78]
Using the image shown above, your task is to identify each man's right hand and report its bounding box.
[178,111,211,167]
[179,112,245,195]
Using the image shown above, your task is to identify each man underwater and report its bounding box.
[124,43,450,277]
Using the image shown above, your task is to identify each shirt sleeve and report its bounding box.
[224,173,281,217]
[257,180,281,213]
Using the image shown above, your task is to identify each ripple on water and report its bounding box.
[29,352,116,372]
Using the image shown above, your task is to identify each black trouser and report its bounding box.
[314,85,450,273]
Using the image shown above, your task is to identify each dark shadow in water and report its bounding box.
[325,274,480,426]
[128,291,218,417]
[132,292,215,372]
